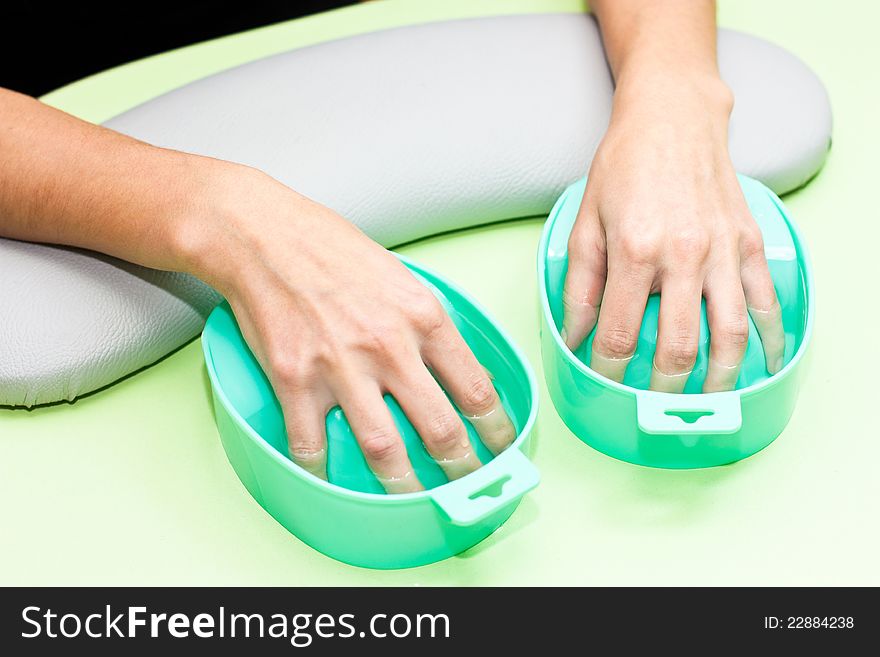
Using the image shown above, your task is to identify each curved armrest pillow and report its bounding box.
[0,13,831,407]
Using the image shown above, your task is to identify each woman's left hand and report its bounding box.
[560,75,785,392]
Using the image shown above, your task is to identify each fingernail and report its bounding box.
[465,404,516,455]
[590,351,632,382]
[290,447,327,479]
[377,471,423,495]
[560,326,569,346]
[435,451,482,480]
[650,361,691,394]
[703,360,741,393]
[770,356,784,375]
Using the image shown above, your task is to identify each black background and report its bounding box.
[0,1,355,97]
[0,587,874,654]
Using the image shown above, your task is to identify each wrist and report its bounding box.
[613,66,734,121]
[169,159,276,294]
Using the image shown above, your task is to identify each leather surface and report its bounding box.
[0,13,832,407]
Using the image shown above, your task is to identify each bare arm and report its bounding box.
[591,0,720,84]
[0,88,515,490]
[0,88,213,270]
[562,0,784,391]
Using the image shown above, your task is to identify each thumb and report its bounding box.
[561,209,606,351]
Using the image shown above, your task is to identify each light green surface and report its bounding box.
[0,0,877,585]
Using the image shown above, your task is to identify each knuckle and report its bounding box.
[596,326,638,358]
[408,292,448,336]
[289,437,324,463]
[269,351,312,389]
[360,429,401,462]
[618,231,661,265]
[425,412,465,450]
[720,315,751,348]
[562,284,596,311]
[669,226,711,261]
[663,337,699,369]
[360,323,404,358]
[462,375,497,413]
[740,224,766,260]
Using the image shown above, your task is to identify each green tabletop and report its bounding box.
[1,0,877,585]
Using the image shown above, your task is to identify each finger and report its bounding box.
[740,246,785,375]
[561,210,607,351]
[422,324,516,456]
[388,363,482,481]
[651,276,702,393]
[703,268,750,392]
[337,381,423,494]
[590,257,653,382]
[282,392,330,480]
[251,310,330,481]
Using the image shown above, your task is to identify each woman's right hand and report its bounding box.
[184,164,516,493]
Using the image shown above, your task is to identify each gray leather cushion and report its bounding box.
[0,13,831,407]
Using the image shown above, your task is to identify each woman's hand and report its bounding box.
[571,0,786,393]
[561,76,785,392]
[185,166,516,492]
[0,89,514,494]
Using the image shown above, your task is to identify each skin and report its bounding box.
[0,89,515,493]
[0,1,785,492]
[563,0,785,392]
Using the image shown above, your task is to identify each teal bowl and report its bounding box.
[203,254,539,569]
[538,175,814,468]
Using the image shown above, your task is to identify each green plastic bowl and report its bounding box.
[538,175,814,468]
[203,254,539,569]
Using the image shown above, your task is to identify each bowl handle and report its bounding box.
[429,448,540,526]
[636,391,742,435]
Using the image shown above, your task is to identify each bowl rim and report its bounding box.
[203,253,540,505]
[536,175,816,399]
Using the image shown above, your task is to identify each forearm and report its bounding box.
[0,88,233,274]
[591,0,731,120]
